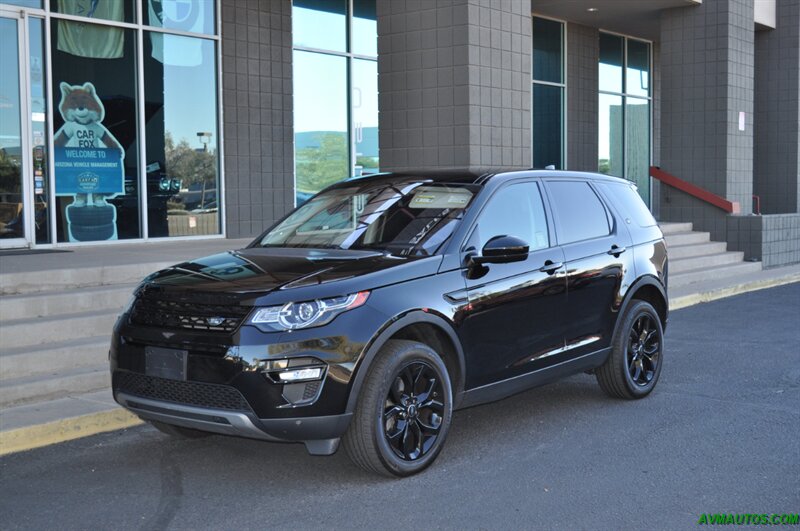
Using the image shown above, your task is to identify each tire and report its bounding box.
[343,340,453,477]
[67,205,116,241]
[596,300,664,399]
[148,420,212,439]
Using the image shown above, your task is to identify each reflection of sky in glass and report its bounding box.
[162,35,218,146]
[352,16,377,56]
[294,51,347,133]
[293,3,347,52]
[0,18,21,152]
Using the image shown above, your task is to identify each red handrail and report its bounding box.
[649,166,740,214]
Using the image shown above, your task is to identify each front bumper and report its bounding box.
[110,302,389,453]
[116,392,351,455]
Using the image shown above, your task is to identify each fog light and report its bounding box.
[277,367,323,382]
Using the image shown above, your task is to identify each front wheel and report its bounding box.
[596,300,664,399]
[343,340,453,477]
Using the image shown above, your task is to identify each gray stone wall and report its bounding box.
[659,0,755,240]
[727,213,800,268]
[221,0,294,239]
[566,22,598,172]
[377,0,531,172]
[753,0,800,214]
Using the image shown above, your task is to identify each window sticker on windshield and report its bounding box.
[409,188,473,209]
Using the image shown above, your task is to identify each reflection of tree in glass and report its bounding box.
[165,133,216,187]
[295,132,348,194]
[598,159,610,174]
[0,149,21,193]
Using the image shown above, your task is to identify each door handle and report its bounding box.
[607,245,627,256]
[539,260,563,274]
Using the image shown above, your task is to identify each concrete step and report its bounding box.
[0,336,110,380]
[665,231,711,247]
[669,261,763,288]
[0,309,118,350]
[667,241,728,260]
[659,222,693,234]
[0,261,173,296]
[0,365,110,408]
[0,284,135,321]
[670,251,745,275]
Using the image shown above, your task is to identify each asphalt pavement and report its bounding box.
[1,284,798,530]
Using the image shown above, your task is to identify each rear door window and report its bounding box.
[546,181,611,244]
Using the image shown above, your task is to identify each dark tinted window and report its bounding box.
[547,181,611,244]
[600,182,657,228]
[473,183,549,251]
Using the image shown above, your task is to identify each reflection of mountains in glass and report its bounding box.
[295,128,378,157]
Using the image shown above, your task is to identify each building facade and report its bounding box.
[1,0,798,266]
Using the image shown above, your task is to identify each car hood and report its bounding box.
[141,247,442,306]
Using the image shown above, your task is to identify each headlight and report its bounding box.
[248,291,370,331]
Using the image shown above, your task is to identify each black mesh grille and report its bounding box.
[129,291,250,333]
[114,372,251,411]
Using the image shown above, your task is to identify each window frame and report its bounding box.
[531,14,567,170]
[9,0,225,246]
[597,29,653,208]
[292,0,378,207]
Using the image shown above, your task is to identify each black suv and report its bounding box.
[111,170,668,477]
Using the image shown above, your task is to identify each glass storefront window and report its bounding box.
[598,33,652,205]
[532,17,563,84]
[531,16,565,169]
[293,0,347,53]
[293,50,348,205]
[626,39,650,98]
[599,32,623,94]
[625,97,650,204]
[144,33,219,237]
[352,0,377,57]
[0,17,25,241]
[50,0,135,24]
[352,58,379,176]
[598,93,624,177]
[532,84,563,170]
[292,0,378,204]
[3,0,42,7]
[30,18,51,243]
[51,22,140,242]
[141,0,215,35]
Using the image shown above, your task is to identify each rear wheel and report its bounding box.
[596,300,664,399]
[148,420,211,439]
[343,340,453,477]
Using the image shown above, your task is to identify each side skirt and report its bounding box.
[458,348,610,409]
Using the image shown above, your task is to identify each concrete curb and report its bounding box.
[670,273,800,310]
[2,272,799,457]
[0,408,142,457]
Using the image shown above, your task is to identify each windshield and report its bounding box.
[257,181,478,256]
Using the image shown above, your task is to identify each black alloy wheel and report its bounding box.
[382,361,445,461]
[626,313,661,387]
[343,340,453,477]
[596,300,664,399]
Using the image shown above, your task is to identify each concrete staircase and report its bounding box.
[0,278,137,408]
[661,222,762,288]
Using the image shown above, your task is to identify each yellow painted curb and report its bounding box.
[0,408,143,457]
[670,274,800,310]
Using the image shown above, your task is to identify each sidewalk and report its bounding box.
[1,243,799,456]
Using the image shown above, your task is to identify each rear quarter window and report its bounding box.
[600,182,657,228]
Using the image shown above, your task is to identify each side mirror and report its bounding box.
[470,235,529,266]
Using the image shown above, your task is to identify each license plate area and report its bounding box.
[145,347,188,381]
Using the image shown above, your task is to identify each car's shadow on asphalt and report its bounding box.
[117,372,625,488]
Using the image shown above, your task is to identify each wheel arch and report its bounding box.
[618,275,668,335]
[345,311,466,413]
